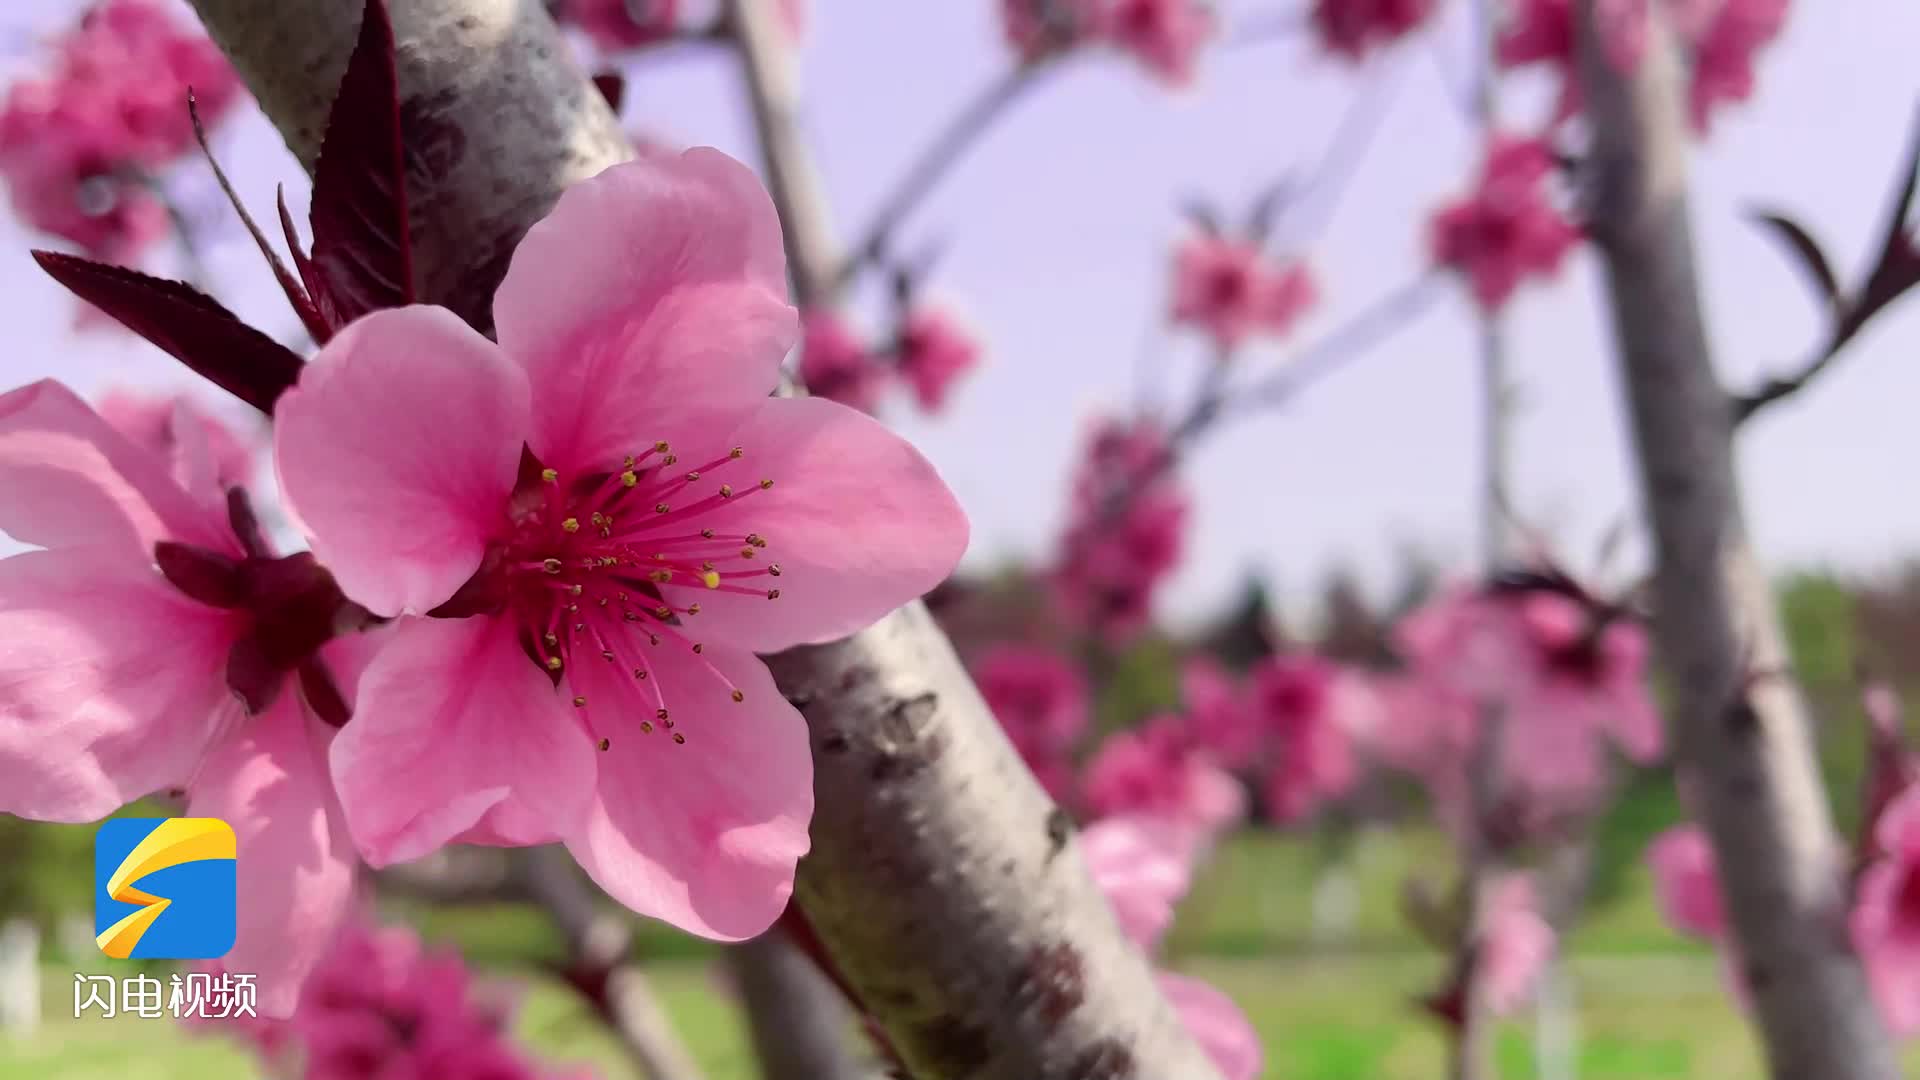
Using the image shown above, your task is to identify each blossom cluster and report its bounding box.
[1050,415,1190,642]
[1000,0,1217,86]
[0,0,243,261]
[797,305,982,416]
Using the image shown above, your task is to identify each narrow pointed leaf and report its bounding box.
[1744,209,1839,311]
[188,89,329,344]
[278,185,340,337]
[34,252,304,415]
[307,0,414,323]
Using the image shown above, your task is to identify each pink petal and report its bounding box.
[668,395,969,652]
[1647,824,1726,939]
[0,380,232,558]
[273,307,528,618]
[329,616,597,865]
[1156,972,1263,1080]
[492,149,797,473]
[186,695,356,1018]
[0,546,240,821]
[564,643,812,940]
[1877,784,1920,858]
[1082,814,1198,949]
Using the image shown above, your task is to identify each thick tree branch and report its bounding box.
[1573,3,1899,1077]
[725,932,878,1080]
[192,1,1222,1075]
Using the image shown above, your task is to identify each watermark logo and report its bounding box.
[72,972,257,1019]
[94,817,236,960]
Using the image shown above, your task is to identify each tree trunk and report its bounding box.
[1572,3,1898,1077]
[187,2,1222,1076]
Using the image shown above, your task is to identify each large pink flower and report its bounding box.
[1170,235,1317,351]
[273,148,968,939]
[1428,136,1581,312]
[0,380,359,1015]
[973,644,1089,803]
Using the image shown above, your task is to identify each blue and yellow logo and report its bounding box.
[94,818,236,960]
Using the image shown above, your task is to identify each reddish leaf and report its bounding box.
[1744,209,1839,311]
[592,71,626,113]
[307,0,415,322]
[278,184,342,336]
[33,252,304,415]
[188,89,329,344]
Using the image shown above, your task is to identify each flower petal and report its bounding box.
[667,395,969,652]
[0,380,231,557]
[564,643,811,940]
[186,695,356,1018]
[273,307,528,618]
[493,149,797,472]
[0,546,239,821]
[329,616,596,865]
[1157,972,1263,1080]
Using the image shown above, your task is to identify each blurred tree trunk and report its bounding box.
[1573,2,1898,1077]
[726,932,875,1080]
[186,1,1221,1076]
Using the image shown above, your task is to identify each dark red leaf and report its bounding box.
[278,185,342,336]
[188,89,330,344]
[592,71,626,113]
[1744,209,1839,311]
[307,0,414,323]
[33,252,305,415]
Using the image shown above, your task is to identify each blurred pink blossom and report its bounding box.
[1094,0,1218,87]
[1856,786,1920,958]
[272,148,968,939]
[1051,416,1189,642]
[213,920,595,1080]
[1687,0,1792,134]
[1480,873,1555,1015]
[1429,136,1581,312]
[1082,716,1246,835]
[798,309,887,414]
[896,306,982,413]
[1001,0,1101,62]
[0,0,243,260]
[1310,0,1439,60]
[974,644,1090,802]
[0,380,361,1016]
[1170,235,1317,350]
[1156,972,1264,1080]
[97,388,260,492]
[1647,824,1727,940]
[1249,653,1363,822]
[1182,657,1259,766]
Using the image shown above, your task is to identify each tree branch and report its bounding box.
[725,931,878,1080]
[1572,2,1900,1076]
[189,1,1223,1075]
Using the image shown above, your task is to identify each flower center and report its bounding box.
[493,441,782,751]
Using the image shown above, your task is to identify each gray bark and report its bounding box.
[725,933,877,1080]
[1573,3,1898,1077]
[189,2,1223,1076]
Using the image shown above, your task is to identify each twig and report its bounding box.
[1224,8,1309,48]
[1274,35,1416,254]
[833,61,1056,291]
[1227,271,1446,415]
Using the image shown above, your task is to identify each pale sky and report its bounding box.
[3,0,1918,629]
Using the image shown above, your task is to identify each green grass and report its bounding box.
[4,830,1911,1079]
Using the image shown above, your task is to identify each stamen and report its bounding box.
[562,517,580,533]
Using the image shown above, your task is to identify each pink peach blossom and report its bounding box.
[1856,786,1920,958]
[1310,0,1439,61]
[1170,235,1317,350]
[896,306,981,413]
[1182,657,1258,766]
[1647,824,1728,940]
[272,148,968,940]
[0,0,242,260]
[1480,873,1555,1016]
[1082,716,1246,835]
[1051,416,1189,642]
[797,309,886,415]
[1250,653,1362,822]
[1156,972,1264,1080]
[1429,135,1581,312]
[97,388,260,493]
[1094,0,1218,87]
[1687,0,1791,134]
[1000,0,1104,63]
[973,644,1089,803]
[0,380,361,1015]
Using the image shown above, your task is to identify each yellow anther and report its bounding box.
[739,547,756,560]
[746,533,766,547]
[768,564,783,577]
[641,721,654,733]
[656,708,670,721]
[700,528,715,539]
[562,517,580,533]
[701,570,721,589]
[686,603,701,615]
[691,642,704,654]
[624,611,641,622]
[621,470,638,487]
[672,733,686,745]
[569,584,584,596]
[542,558,563,575]
[546,656,564,671]
[653,606,671,619]
[654,502,670,514]
[597,597,610,607]
[718,484,733,498]
[541,468,558,483]
[729,447,744,459]
[544,632,559,647]
[731,689,745,703]
[654,440,671,453]
[685,470,701,482]
[759,479,773,490]
[597,737,611,752]
[662,455,677,466]
[623,455,637,468]
[572,695,588,707]
[649,569,673,584]
[767,589,781,600]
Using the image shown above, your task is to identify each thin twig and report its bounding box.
[1224,8,1309,48]
[1274,42,1416,254]
[1227,272,1446,415]
[833,61,1056,290]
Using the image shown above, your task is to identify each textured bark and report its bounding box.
[192,2,1221,1077]
[188,0,631,331]
[725,933,876,1080]
[1573,4,1899,1077]
[516,849,709,1080]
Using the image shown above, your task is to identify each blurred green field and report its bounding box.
[13,828,1918,1080]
